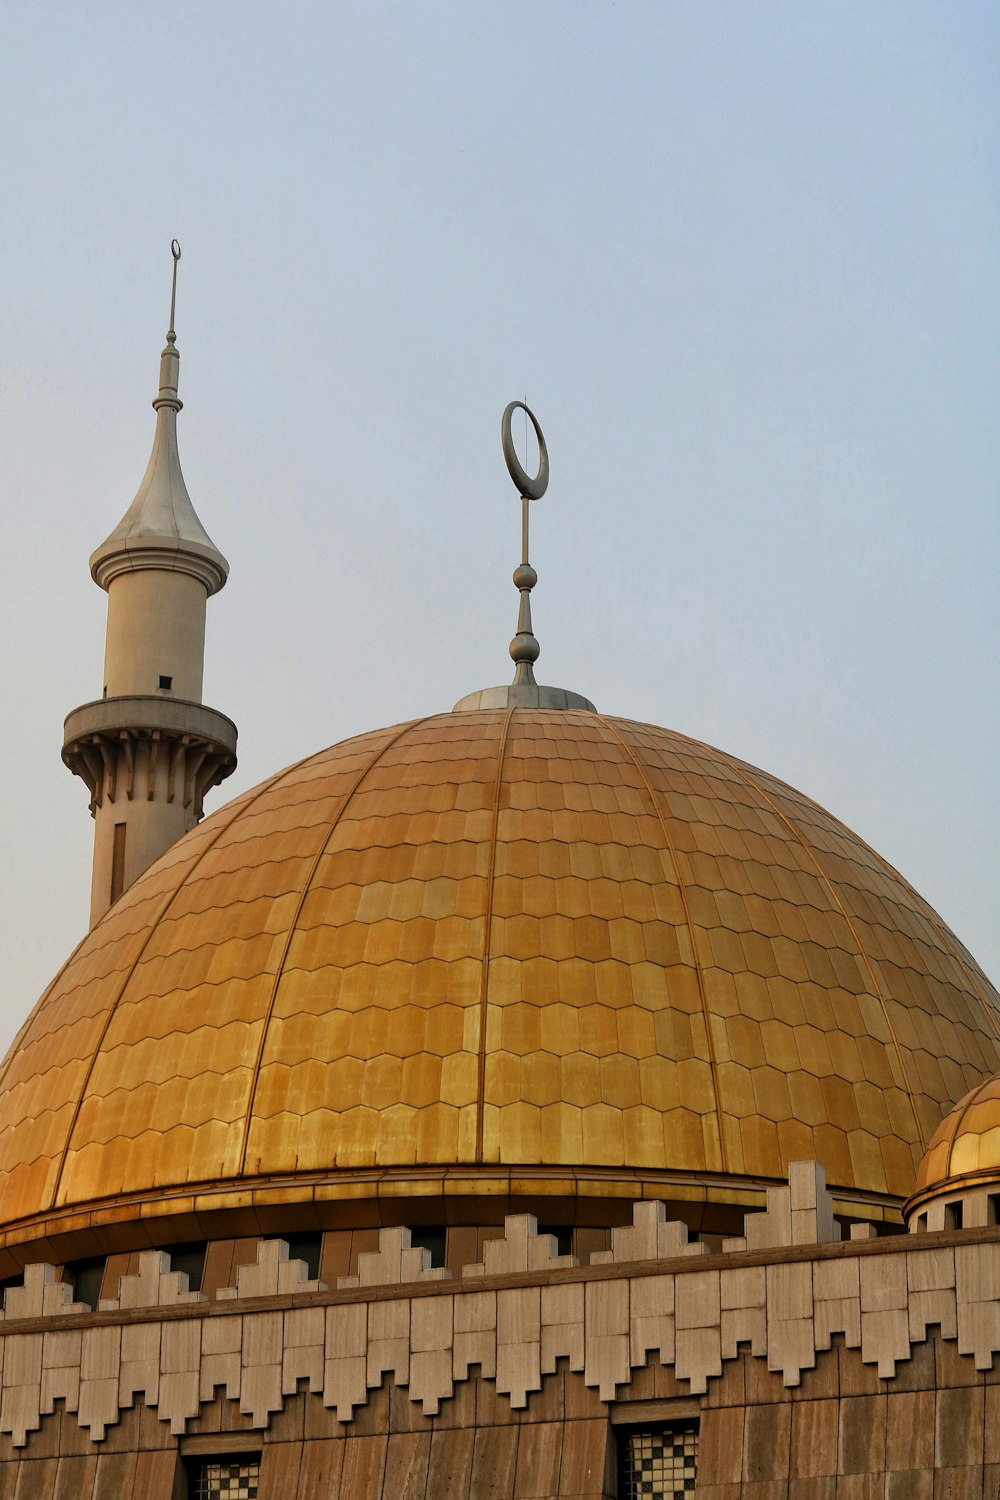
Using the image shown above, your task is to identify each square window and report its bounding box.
[619,1421,699,1500]
[410,1226,447,1268]
[159,675,173,690]
[188,1454,261,1500]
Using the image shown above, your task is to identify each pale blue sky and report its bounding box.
[1,2,997,1046]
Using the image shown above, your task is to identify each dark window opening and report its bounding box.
[65,1256,105,1310]
[539,1223,573,1257]
[187,1453,261,1500]
[0,1274,23,1312]
[945,1201,964,1231]
[110,822,127,905]
[916,1212,928,1233]
[268,1231,322,1281]
[989,1195,1000,1227]
[169,1241,208,1293]
[410,1226,447,1268]
[619,1421,699,1500]
[159,674,173,690]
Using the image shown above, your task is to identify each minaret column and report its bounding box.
[63,244,237,927]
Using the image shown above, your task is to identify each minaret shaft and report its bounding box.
[64,245,237,927]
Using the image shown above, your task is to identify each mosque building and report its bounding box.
[0,249,999,1498]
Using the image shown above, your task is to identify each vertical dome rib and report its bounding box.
[48,758,300,1211]
[605,716,729,1175]
[714,749,925,1150]
[237,718,430,1175]
[475,708,515,1161]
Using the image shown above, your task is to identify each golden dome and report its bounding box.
[911,1075,1000,1199]
[2,707,999,1256]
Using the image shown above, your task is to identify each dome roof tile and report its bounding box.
[2,707,999,1252]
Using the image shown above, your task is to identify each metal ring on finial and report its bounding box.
[171,240,181,261]
[502,401,549,500]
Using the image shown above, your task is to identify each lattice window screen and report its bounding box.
[190,1456,261,1500]
[619,1422,699,1499]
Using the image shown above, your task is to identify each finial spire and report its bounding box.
[502,400,548,687]
[167,239,181,345]
[451,399,595,714]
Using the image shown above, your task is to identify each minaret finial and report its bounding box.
[501,400,549,687]
[451,399,595,714]
[167,239,181,345]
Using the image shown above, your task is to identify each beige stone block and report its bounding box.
[285,1306,325,1350]
[584,1332,628,1401]
[906,1245,954,1292]
[283,1342,323,1397]
[157,1369,201,1434]
[80,1326,121,1382]
[1,1383,43,1448]
[859,1254,906,1312]
[202,1315,242,1355]
[240,1362,283,1426]
[4,1265,83,1321]
[859,1307,910,1379]
[199,1350,240,1402]
[455,1291,496,1334]
[766,1261,812,1321]
[409,1348,454,1416]
[323,1354,368,1422]
[4,1334,42,1388]
[814,1295,861,1350]
[498,1287,541,1347]
[767,1315,816,1386]
[674,1325,722,1393]
[453,1330,496,1382]
[721,1265,765,1310]
[41,1360,80,1418]
[326,1302,367,1357]
[541,1319,584,1374]
[586,1279,628,1339]
[41,1329,82,1373]
[242,1310,282,1367]
[541,1281,584,1328]
[411,1297,452,1354]
[721,1306,765,1360]
[813,1255,860,1302]
[909,1288,957,1342]
[159,1319,199,1375]
[77,1375,120,1441]
[118,1320,159,1410]
[496,1338,541,1409]
[675,1269,721,1329]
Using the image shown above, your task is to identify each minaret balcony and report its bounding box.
[62,695,237,818]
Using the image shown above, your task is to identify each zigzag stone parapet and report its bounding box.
[0,1169,993,1446]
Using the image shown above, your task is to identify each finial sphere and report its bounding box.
[501,401,549,500]
[171,240,181,261]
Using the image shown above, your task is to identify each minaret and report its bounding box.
[63,243,237,927]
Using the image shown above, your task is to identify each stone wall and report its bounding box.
[0,1167,996,1496]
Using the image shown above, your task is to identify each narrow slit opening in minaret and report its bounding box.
[159,675,173,690]
[111,823,126,905]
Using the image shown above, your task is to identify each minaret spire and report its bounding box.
[63,243,237,926]
[452,400,596,714]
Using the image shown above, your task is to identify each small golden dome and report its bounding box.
[2,707,999,1257]
[911,1075,1000,1198]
